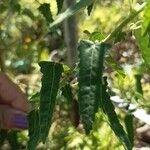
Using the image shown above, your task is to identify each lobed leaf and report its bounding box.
[142,0,150,36]
[39,61,63,142]
[78,40,111,133]
[56,0,64,14]
[50,0,94,28]
[101,77,132,150]
[38,3,53,23]
[135,29,150,70]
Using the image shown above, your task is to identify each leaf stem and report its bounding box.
[103,3,146,43]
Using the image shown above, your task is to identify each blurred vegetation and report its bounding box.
[0,0,150,149]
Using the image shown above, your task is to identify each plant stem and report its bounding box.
[103,3,146,43]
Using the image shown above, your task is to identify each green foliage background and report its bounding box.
[0,0,150,149]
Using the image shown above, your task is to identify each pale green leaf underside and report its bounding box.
[135,29,150,70]
[50,0,94,28]
[39,61,63,143]
[78,40,111,133]
[142,0,150,35]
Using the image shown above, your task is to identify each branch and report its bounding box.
[111,95,150,125]
[103,3,146,43]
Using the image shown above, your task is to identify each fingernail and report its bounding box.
[13,113,28,129]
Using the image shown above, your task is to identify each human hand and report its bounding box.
[0,72,31,129]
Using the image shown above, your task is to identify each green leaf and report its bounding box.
[38,3,53,23]
[135,74,143,95]
[56,0,64,14]
[0,4,7,13]
[78,40,111,133]
[101,77,132,150]
[28,110,40,150]
[87,2,94,16]
[39,61,63,142]
[62,84,73,103]
[7,131,19,150]
[50,0,94,28]
[22,8,35,20]
[135,29,150,70]
[124,113,134,148]
[90,32,104,42]
[142,0,150,36]
[114,31,126,43]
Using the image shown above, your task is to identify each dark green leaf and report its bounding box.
[142,0,150,36]
[101,77,132,150]
[78,40,111,133]
[39,61,63,142]
[135,74,143,95]
[7,131,19,150]
[28,110,40,150]
[62,84,73,103]
[38,3,53,23]
[87,2,94,16]
[0,130,7,144]
[22,8,35,20]
[50,0,94,28]
[124,113,134,148]
[0,4,7,13]
[114,31,126,43]
[135,29,150,70]
[56,0,64,14]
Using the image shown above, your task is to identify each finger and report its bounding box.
[0,105,28,130]
[11,96,32,113]
[0,73,31,112]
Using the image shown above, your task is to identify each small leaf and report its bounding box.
[28,110,40,150]
[114,31,126,43]
[101,77,132,150]
[62,84,73,103]
[89,32,104,42]
[87,1,95,16]
[50,0,94,28]
[22,8,35,20]
[56,0,64,14]
[142,0,150,36]
[135,29,150,70]
[78,40,111,133]
[38,3,53,23]
[39,61,63,142]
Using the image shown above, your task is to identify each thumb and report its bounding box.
[0,105,28,130]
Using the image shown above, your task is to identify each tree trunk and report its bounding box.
[63,0,80,127]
